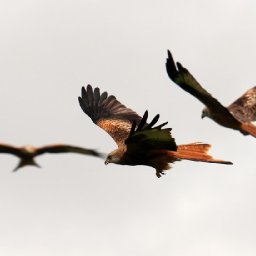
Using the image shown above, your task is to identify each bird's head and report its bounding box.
[201,107,210,119]
[23,145,36,153]
[104,150,122,165]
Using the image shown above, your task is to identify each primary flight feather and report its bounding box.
[78,85,232,178]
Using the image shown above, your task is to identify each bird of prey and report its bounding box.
[0,143,103,171]
[78,84,232,178]
[166,50,256,137]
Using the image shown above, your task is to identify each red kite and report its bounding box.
[166,50,256,137]
[78,85,232,178]
[0,144,102,171]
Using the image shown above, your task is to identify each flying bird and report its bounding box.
[166,50,256,137]
[0,143,103,171]
[78,84,232,178]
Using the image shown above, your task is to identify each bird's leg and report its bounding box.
[156,170,165,178]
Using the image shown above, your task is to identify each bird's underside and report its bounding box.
[166,50,256,137]
[79,85,232,178]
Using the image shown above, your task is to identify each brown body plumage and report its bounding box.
[0,143,102,171]
[166,50,256,137]
[79,85,232,178]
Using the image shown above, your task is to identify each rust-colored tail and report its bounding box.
[241,123,256,137]
[170,143,233,165]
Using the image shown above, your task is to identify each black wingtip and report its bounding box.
[91,150,105,158]
[137,111,148,131]
[147,114,160,129]
[81,86,85,95]
[155,121,169,129]
[87,84,92,90]
[128,120,137,137]
[166,50,174,62]
[166,50,178,81]
[176,62,183,70]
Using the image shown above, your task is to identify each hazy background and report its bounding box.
[0,0,256,255]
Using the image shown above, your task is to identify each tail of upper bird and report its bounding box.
[170,143,233,165]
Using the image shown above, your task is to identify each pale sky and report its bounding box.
[0,1,256,255]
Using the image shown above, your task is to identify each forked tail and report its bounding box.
[241,123,256,137]
[170,143,233,165]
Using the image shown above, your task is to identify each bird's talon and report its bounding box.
[156,171,165,178]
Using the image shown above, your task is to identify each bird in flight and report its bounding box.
[166,50,256,137]
[78,84,232,178]
[0,143,103,171]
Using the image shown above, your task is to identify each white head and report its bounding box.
[104,149,122,165]
[23,145,36,153]
[201,107,210,119]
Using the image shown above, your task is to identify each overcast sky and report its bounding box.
[0,0,256,255]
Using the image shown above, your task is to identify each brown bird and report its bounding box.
[166,50,256,137]
[78,84,232,178]
[0,143,103,171]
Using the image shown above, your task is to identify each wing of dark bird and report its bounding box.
[0,143,23,157]
[35,144,103,157]
[228,86,256,122]
[78,84,142,147]
[166,50,240,125]
[125,111,177,158]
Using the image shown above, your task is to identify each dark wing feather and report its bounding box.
[228,86,256,122]
[125,111,177,158]
[78,85,142,146]
[0,143,23,157]
[35,144,103,157]
[166,50,240,123]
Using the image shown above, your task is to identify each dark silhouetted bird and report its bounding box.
[0,143,102,171]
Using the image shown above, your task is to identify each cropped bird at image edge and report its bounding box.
[166,50,256,137]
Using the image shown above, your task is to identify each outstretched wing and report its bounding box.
[0,143,23,157]
[228,86,256,122]
[125,111,177,158]
[35,144,103,157]
[78,85,142,147]
[166,50,238,122]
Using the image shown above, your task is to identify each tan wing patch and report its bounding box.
[79,85,142,146]
[97,118,132,147]
[228,86,256,122]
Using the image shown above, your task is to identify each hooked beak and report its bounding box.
[104,159,109,165]
[201,108,209,119]
[201,111,207,119]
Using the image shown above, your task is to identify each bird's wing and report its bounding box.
[124,111,177,158]
[78,84,142,147]
[166,50,237,120]
[35,144,103,157]
[228,86,256,122]
[0,143,23,157]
